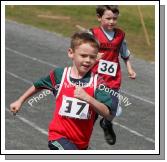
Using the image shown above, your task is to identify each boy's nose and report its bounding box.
[109,19,114,24]
[85,57,91,62]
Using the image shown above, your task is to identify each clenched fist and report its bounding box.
[74,86,90,102]
[10,100,22,115]
[128,68,136,79]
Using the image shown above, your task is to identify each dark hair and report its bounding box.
[70,32,100,51]
[96,5,119,17]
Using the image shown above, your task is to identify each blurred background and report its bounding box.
[6,5,155,61]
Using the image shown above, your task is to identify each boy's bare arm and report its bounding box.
[124,59,136,79]
[74,86,112,121]
[10,85,41,114]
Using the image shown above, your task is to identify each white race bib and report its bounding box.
[98,59,118,76]
[59,96,89,119]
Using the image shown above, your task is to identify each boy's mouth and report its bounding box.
[82,64,91,70]
[108,25,114,28]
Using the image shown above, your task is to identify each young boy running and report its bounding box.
[90,5,136,145]
[10,32,114,150]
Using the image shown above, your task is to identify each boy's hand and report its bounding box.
[124,59,136,79]
[74,86,90,102]
[128,69,136,79]
[97,52,104,60]
[10,100,22,115]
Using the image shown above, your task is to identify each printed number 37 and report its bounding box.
[65,100,86,115]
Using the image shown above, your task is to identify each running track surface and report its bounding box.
[5,20,155,150]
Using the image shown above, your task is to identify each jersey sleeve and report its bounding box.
[120,38,130,60]
[94,87,112,111]
[94,76,112,111]
[33,67,64,94]
[87,29,93,35]
[33,75,53,90]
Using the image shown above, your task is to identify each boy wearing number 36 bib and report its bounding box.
[10,32,114,150]
[89,5,136,145]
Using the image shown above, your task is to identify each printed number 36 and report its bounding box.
[100,62,114,73]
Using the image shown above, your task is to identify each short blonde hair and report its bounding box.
[70,32,100,52]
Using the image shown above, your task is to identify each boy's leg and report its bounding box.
[100,89,119,145]
[48,137,79,150]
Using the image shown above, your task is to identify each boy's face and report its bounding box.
[98,9,118,31]
[68,43,98,76]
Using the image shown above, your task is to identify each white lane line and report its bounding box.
[6,47,155,105]
[6,70,32,84]
[6,70,155,144]
[6,109,47,135]
[6,47,57,68]
[121,90,155,105]
[113,121,155,143]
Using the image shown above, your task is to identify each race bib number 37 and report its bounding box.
[98,59,118,76]
[59,96,89,119]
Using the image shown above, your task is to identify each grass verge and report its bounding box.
[6,5,155,61]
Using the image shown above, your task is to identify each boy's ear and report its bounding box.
[97,14,102,22]
[68,48,74,59]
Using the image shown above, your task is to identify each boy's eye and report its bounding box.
[90,55,97,59]
[106,17,117,21]
[81,55,87,58]
[113,17,117,21]
[80,54,96,60]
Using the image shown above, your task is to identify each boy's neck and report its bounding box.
[101,26,114,33]
[70,66,85,79]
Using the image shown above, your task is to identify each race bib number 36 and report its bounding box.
[59,96,89,119]
[98,59,118,76]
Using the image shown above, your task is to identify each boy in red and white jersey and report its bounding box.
[90,5,136,145]
[10,32,114,150]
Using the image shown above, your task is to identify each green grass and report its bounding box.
[5,5,155,61]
